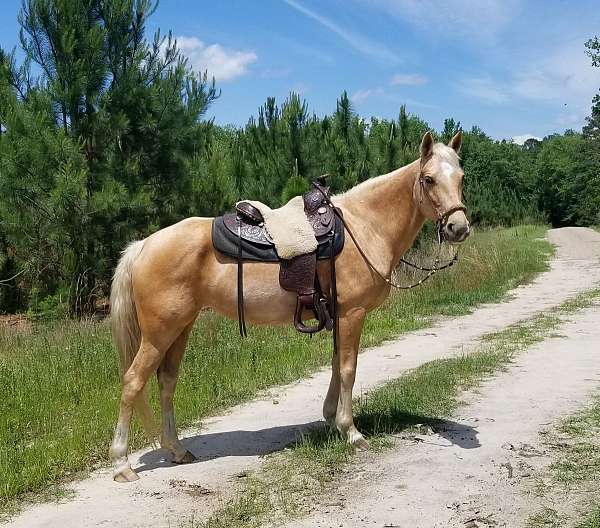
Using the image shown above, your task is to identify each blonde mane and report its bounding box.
[333,166,409,202]
[334,142,458,202]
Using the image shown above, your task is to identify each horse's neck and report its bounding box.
[336,162,425,275]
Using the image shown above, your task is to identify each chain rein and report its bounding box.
[314,172,465,290]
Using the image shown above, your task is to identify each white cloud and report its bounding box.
[514,40,600,129]
[283,0,401,64]
[361,0,518,42]
[459,40,600,131]
[176,36,257,82]
[512,134,542,145]
[390,73,428,86]
[351,87,384,104]
[557,112,586,126]
[351,86,436,109]
[513,42,600,104]
[459,77,510,104]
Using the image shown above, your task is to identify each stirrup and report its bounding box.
[294,293,326,334]
[315,295,334,331]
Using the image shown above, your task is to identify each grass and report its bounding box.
[195,288,600,528]
[0,225,551,511]
[578,509,600,528]
[528,508,563,528]
[528,382,600,528]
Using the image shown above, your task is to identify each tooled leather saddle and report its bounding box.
[211,176,344,336]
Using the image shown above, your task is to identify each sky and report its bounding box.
[1,0,600,142]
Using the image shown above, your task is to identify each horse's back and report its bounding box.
[140,216,213,266]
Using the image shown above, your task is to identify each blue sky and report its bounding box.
[1,0,600,142]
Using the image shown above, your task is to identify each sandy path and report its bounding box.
[286,300,600,528]
[6,227,600,528]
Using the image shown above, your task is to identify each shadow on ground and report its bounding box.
[356,410,481,450]
[135,413,479,474]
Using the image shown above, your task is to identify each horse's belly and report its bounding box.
[204,260,298,325]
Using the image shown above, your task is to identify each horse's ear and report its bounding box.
[448,130,462,154]
[420,131,434,159]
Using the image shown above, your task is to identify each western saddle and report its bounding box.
[211,176,344,337]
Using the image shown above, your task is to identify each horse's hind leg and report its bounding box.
[157,323,195,464]
[110,338,165,482]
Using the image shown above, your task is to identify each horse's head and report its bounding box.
[414,131,470,243]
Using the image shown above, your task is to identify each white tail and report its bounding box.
[110,240,157,439]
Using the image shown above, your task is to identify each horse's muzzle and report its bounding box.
[443,211,470,243]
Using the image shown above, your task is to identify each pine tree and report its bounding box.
[0,0,219,315]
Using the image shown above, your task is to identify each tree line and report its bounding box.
[0,0,599,316]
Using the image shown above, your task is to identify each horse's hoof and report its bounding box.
[174,450,196,464]
[113,467,139,483]
[353,437,370,451]
[348,430,370,451]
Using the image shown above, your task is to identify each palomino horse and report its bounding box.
[109,131,470,482]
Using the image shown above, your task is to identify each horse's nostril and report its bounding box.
[447,223,455,232]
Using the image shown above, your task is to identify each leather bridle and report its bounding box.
[417,163,467,244]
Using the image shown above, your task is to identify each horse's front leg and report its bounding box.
[335,307,369,450]
[323,350,340,428]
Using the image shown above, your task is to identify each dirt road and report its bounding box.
[6,227,600,528]
[286,301,600,528]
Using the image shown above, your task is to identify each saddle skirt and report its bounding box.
[211,180,344,336]
[213,187,343,262]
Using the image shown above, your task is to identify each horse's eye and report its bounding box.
[424,175,434,185]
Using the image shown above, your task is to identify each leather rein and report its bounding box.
[315,170,466,290]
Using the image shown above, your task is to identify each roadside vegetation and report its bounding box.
[528,385,600,527]
[0,225,550,512]
[1,0,600,317]
[196,288,600,528]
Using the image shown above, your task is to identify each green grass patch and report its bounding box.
[0,225,551,511]
[197,288,600,528]
[578,508,600,528]
[527,507,563,528]
[529,388,600,528]
[525,291,600,528]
